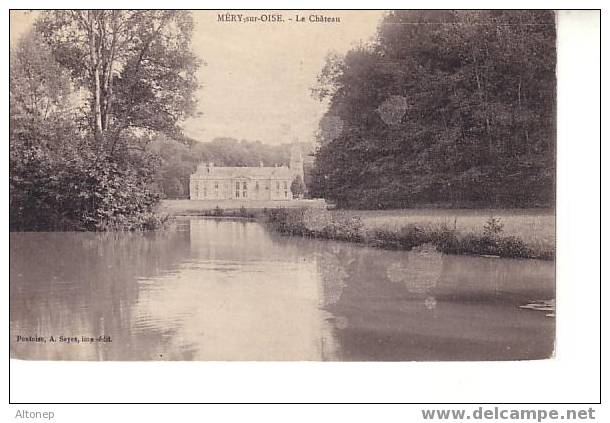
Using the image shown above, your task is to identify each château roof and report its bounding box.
[192,164,292,180]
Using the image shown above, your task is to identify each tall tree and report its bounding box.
[10,11,201,231]
[36,10,199,152]
[10,31,82,230]
[10,30,76,149]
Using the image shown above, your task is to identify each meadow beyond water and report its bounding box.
[340,208,555,253]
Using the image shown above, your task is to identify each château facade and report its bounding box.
[189,145,305,201]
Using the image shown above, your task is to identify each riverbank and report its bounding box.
[158,199,327,217]
[264,208,555,260]
[157,199,327,216]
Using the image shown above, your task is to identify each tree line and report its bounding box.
[149,137,314,198]
[309,10,556,209]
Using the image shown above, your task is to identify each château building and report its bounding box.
[189,144,305,201]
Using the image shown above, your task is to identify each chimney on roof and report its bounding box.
[259,161,263,167]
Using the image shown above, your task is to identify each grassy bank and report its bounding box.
[264,208,555,260]
[340,208,555,254]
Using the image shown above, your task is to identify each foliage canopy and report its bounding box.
[310,11,556,209]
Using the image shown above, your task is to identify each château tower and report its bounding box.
[290,143,304,185]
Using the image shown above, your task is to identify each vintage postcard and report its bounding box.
[10,10,556,361]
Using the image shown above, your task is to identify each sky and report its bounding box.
[10,10,385,146]
[185,11,385,145]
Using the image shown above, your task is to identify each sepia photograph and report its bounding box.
[9,9,558,363]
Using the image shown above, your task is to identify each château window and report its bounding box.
[283,181,288,198]
[235,181,240,198]
[276,181,280,194]
[242,181,247,198]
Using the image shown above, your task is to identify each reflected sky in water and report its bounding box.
[10,218,554,361]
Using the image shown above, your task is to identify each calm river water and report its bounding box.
[10,218,554,361]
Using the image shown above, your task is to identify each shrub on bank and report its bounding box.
[265,208,363,241]
[317,211,364,242]
[366,225,427,250]
[434,230,535,259]
[97,212,172,232]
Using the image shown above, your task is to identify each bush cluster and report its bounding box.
[265,208,364,242]
[10,143,165,232]
[366,225,427,250]
[437,231,530,258]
